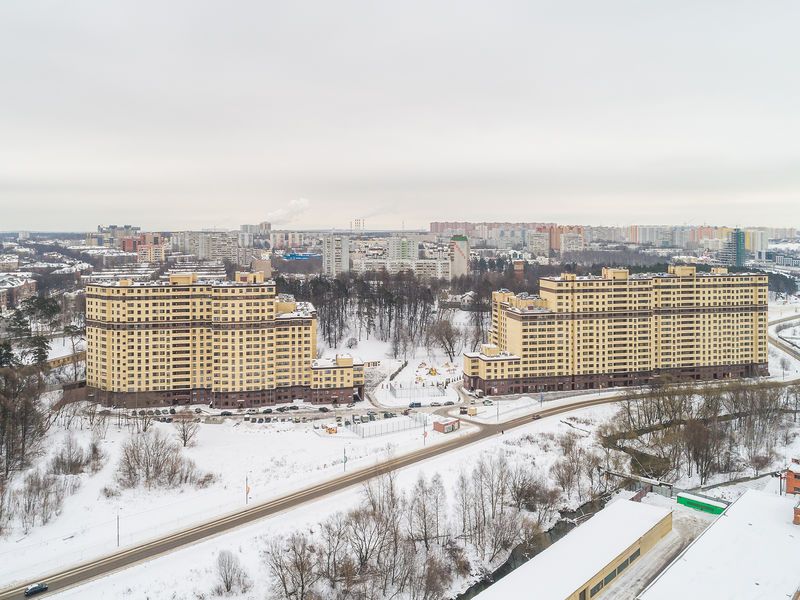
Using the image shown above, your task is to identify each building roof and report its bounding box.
[638,489,800,600]
[476,499,671,600]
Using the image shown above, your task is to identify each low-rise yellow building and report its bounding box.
[464,266,768,394]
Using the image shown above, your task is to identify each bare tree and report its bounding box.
[216,549,247,594]
[265,533,321,600]
[174,412,199,447]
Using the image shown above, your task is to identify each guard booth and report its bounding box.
[433,419,460,434]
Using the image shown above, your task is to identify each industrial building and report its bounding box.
[85,271,364,407]
[638,489,800,600]
[475,499,672,600]
[463,265,768,394]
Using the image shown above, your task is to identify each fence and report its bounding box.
[348,413,430,438]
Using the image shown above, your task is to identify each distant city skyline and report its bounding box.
[2,1,800,230]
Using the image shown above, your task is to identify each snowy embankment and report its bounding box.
[44,402,620,600]
[0,411,475,586]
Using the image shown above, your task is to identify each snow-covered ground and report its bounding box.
[35,402,620,599]
[769,297,800,321]
[0,411,476,586]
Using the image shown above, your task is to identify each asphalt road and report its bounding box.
[4,313,800,599]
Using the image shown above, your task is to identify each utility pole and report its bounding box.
[343,447,348,472]
[116,508,120,547]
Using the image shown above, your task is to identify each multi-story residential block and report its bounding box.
[0,255,20,271]
[269,230,309,250]
[449,235,470,278]
[463,266,768,395]
[0,274,36,311]
[85,271,364,407]
[171,231,241,263]
[137,243,170,263]
[559,232,585,255]
[720,229,746,267]
[322,234,350,277]
[387,236,419,261]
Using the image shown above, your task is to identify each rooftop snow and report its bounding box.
[638,489,800,600]
[475,499,671,600]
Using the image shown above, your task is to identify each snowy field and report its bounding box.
[769,296,800,321]
[0,411,476,586]
[36,402,620,600]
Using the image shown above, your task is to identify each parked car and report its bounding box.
[346,403,355,408]
[24,583,48,597]
[368,414,376,421]
[482,399,493,406]
[220,411,233,416]
[318,407,330,413]
[288,405,299,411]
[154,409,162,415]
[408,402,422,408]
[262,408,273,414]
[276,406,288,413]
[169,408,177,414]
[257,418,264,423]
[352,415,361,424]
[265,417,272,423]
[459,407,468,415]
[247,408,257,414]
[194,408,202,414]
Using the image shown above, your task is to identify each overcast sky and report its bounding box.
[2,1,800,231]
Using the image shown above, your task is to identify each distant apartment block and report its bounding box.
[352,236,470,281]
[86,272,364,407]
[449,235,470,279]
[0,254,20,271]
[559,231,586,255]
[463,266,768,395]
[171,231,245,264]
[137,243,170,264]
[0,274,36,311]
[322,234,351,277]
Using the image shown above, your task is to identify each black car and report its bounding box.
[24,583,48,597]
[262,408,273,414]
[220,411,233,416]
[444,401,455,406]
[318,407,330,412]
[288,405,299,411]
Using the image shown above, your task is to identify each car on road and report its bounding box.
[318,407,330,412]
[408,402,422,408]
[401,409,410,416]
[262,408,273,414]
[431,401,442,407]
[24,583,48,597]
[444,401,455,406]
[288,405,299,411]
[194,408,202,414]
[346,403,355,408]
[531,414,541,420]
[220,411,233,416]
[482,399,493,406]
[459,407,468,415]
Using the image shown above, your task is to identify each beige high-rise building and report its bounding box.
[463,266,768,394]
[86,272,363,407]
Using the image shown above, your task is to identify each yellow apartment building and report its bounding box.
[463,266,768,394]
[86,272,364,407]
